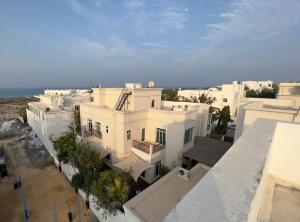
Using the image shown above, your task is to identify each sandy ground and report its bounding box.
[0,135,94,222]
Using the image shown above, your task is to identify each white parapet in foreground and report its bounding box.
[164,119,300,222]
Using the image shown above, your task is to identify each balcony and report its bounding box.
[76,126,102,139]
[132,140,164,155]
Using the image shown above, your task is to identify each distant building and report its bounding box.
[26,89,91,163]
[242,80,273,92]
[178,81,245,116]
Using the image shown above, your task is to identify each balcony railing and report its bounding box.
[76,126,102,139]
[132,140,164,154]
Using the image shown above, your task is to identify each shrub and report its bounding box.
[91,170,134,217]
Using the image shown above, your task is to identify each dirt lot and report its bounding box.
[0,134,94,222]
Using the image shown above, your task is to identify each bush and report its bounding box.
[53,132,77,163]
[91,170,134,217]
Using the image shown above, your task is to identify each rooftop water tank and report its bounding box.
[125,83,143,89]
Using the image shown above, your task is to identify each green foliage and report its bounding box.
[73,142,102,172]
[91,170,133,217]
[246,88,276,98]
[161,89,178,101]
[214,106,231,135]
[53,132,77,163]
[198,93,216,105]
[71,171,85,190]
[159,165,170,177]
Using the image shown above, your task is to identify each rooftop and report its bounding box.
[269,185,300,222]
[124,163,208,222]
[183,136,232,167]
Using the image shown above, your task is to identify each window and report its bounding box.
[75,105,80,110]
[96,122,101,132]
[155,161,161,176]
[151,99,155,108]
[127,130,131,140]
[156,128,166,145]
[141,128,145,141]
[223,98,228,102]
[184,127,193,144]
[90,97,94,102]
[106,126,109,133]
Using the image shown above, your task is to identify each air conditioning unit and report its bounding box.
[178,167,190,180]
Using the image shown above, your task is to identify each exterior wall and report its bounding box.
[242,80,273,91]
[26,106,73,160]
[235,101,300,141]
[91,88,162,111]
[177,82,245,116]
[164,119,278,222]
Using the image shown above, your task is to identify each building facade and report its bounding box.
[178,81,245,116]
[77,83,210,183]
[241,80,273,91]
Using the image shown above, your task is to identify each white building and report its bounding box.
[242,80,273,92]
[178,81,245,116]
[77,83,210,183]
[26,89,91,163]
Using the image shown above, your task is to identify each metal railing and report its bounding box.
[132,140,164,154]
[76,126,102,139]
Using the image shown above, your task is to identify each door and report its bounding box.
[88,120,93,131]
[141,128,145,141]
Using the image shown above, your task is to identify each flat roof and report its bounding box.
[124,164,208,222]
[183,137,232,167]
[270,185,300,222]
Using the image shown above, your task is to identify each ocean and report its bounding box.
[0,88,45,98]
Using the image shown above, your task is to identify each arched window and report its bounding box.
[223,98,228,102]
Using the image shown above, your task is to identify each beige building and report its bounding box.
[235,98,300,141]
[178,81,245,116]
[124,119,300,222]
[277,82,300,106]
[77,83,210,183]
[242,80,273,92]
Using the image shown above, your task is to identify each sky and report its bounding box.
[0,0,300,88]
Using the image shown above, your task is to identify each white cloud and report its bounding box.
[204,0,300,46]
[129,0,189,34]
[219,12,235,18]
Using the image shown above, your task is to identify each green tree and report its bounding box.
[246,90,258,98]
[198,93,216,105]
[73,142,102,172]
[215,106,231,135]
[53,132,77,163]
[161,89,178,101]
[91,170,133,217]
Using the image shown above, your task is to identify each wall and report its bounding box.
[235,101,300,141]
